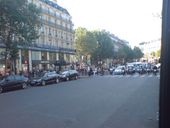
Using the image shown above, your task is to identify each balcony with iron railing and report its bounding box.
[40,19,73,33]
[41,8,73,24]
[18,42,75,53]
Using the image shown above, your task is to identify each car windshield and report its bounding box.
[61,71,68,75]
[116,66,124,69]
[36,72,46,77]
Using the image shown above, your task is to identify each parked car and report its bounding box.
[60,70,79,81]
[135,66,147,74]
[0,75,29,93]
[30,71,61,86]
[113,66,126,75]
[109,67,116,75]
[126,65,135,74]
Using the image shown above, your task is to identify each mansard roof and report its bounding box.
[40,0,70,15]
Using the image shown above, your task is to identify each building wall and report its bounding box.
[139,39,161,63]
[139,39,161,54]
[0,0,76,74]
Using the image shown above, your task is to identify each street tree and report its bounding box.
[114,45,134,63]
[133,46,143,60]
[0,0,41,73]
[156,49,161,58]
[92,30,114,64]
[75,27,97,64]
[124,45,134,61]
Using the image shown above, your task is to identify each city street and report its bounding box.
[0,74,159,128]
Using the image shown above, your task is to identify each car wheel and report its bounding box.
[66,77,69,81]
[0,87,3,93]
[56,78,59,83]
[22,83,27,89]
[42,80,46,86]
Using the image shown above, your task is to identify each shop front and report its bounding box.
[21,50,29,74]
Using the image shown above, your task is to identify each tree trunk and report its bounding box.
[4,48,8,75]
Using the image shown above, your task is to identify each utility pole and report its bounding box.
[159,0,170,127]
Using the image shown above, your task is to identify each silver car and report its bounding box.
[113,66,126,75]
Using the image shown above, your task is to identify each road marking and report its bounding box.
[148,75,153,77]
[101,74,161,79]
[118,75,123,78]
[133,75,138,77]
[125,75,131,77]
[157,75,160,79]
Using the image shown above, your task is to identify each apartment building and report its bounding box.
[138,39,161,62]
[139,39,161,54]
[109,34,129,52]
[16,0,75,72]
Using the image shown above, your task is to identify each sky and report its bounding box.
[57,0,162,47]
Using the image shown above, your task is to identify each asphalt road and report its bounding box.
[0,74,159,128]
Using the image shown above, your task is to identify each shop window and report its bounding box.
[41,52,47,61]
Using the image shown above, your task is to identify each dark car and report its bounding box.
[60,70,79,81]
[0,75,29,93]
[30,71,61,86]
[126,65,135,74]
[135,66,146,74]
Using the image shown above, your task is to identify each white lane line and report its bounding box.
[133,75,139,77]
[148,75,153,77]
[141,75,146,78]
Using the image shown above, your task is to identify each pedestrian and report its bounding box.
[88,67,93,76]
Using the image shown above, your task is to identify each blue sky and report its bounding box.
[57,0,162,46]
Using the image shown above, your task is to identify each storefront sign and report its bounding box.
[41,61,49,64]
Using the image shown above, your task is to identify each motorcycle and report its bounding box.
[88,69,94,76]
[153,69,158,75]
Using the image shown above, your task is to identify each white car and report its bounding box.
[113,66,126,75]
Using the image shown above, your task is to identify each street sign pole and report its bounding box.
[159,0,170,127]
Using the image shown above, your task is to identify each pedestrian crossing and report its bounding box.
[98,74,160,79]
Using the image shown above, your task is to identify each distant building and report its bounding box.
[108,34,130,65]
[109,34,130,52]
[139,39,161,54]
[139,38,161,62]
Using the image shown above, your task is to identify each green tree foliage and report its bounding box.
[92,30,114,63]
[133,46,144,59]
[150,51,156,57]
[94,31,114,60]
[156,49,161,57]
[75,27,144,65]
[115,45,134,62]
[0,0,41,72]
[75,28,114,64]
[75,27,97,62]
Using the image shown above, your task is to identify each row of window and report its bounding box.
[31,0,71,23]
[37,38,73,49]
[39,2,71,21]
[40,14,72,30]
[31,51,70,61]
[29,0,74,51]
[40,26,73,40]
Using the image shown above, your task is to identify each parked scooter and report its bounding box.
[88,68,93,76]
